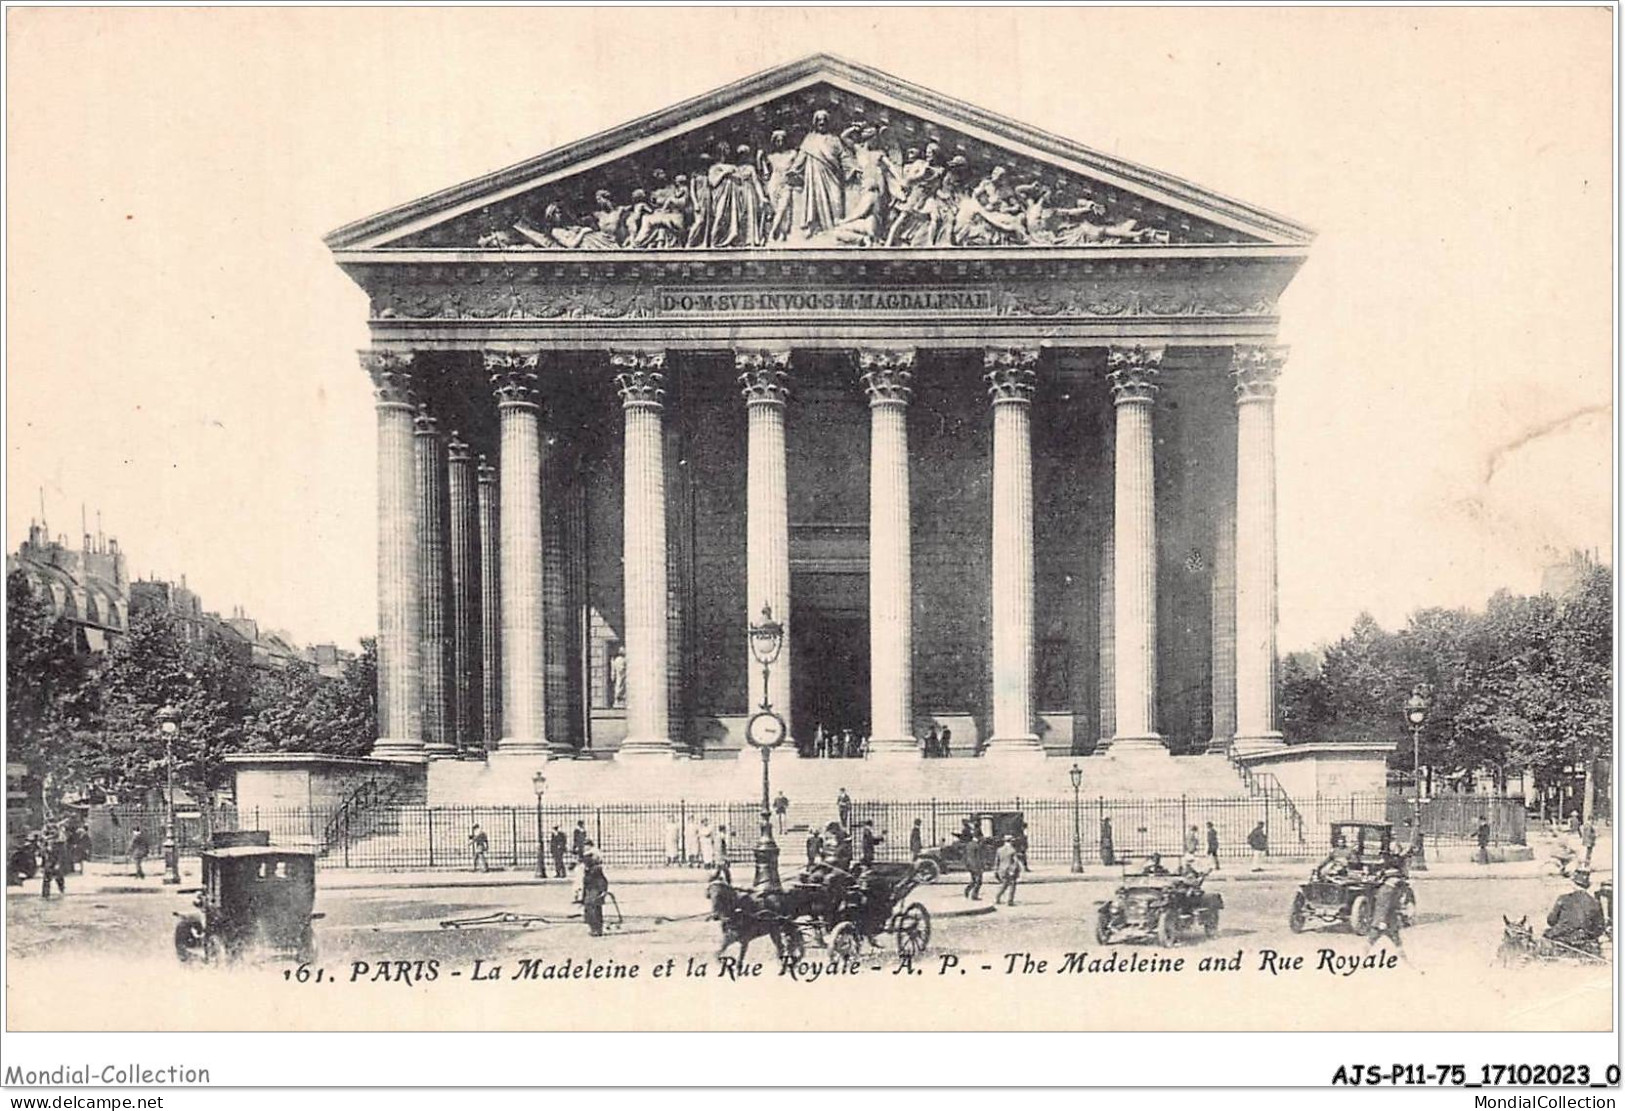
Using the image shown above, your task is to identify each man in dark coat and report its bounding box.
[908,818,923,860]
[1246,822,1268,871]
[129,827,150,879]
[39,828,66,898]
[857,822,883,866]
[963,835,986,900]
[571,820,588,862]
[580,852,610,937]
[836,788,852,829]
[1205,821,1221,872]
[1099,816,1115,867]
[1475,817,1492,865]
[549,825,568,880]
[1547,870,1607,948]
[805,826,823,868]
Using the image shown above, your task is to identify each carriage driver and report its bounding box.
[1546,870,1607,948]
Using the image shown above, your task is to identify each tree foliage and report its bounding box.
[1280,565,1613,789]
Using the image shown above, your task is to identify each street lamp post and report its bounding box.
[1069,763,1085,874]
[158,705,181,885]
[746,602,787,891]
[1404,685,1431,872]
[533,770,548,879]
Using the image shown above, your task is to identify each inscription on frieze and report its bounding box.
[657,286,995,317]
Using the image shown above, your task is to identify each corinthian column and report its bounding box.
[613,350,672,758]
[364,350,423,759]
[1209,415,1238,753]
[1232,345,1287,752]
[477,456,501,750]
[738,349,793,735]
[446,432,481,755]
[488,351,548,755]
[860,348,917,756]
[1107,345,1165,753]
[983,347,1043,757]
[415,404,454,758]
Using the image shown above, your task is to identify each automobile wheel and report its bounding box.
[913,858,941,884]
[1349,895,1373,936]
[174,916,205,963]
[1158,912,1179,948]
[1095,904,1114,945]
[829,922,860,960]
[1202,909,1219,938]
[896,903,931,959]
[203,933,230,965]
[1289,893,1307,933]
[1398,886,1416,928]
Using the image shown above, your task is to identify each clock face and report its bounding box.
[746,711,787,749]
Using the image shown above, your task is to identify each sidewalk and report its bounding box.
[11,854,1586,899]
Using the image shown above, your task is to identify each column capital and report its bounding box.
[1107,344,1164,405]
[1231,344,1288,403]
[362,349,417,406]
[446,431,472,462]
[413,404,443,438]
[476,454,498,486]
[984,347,1039,405]
[611,350,666,409]
[487,350,541,408]
[858,347,916,406]
[736,348,791,406]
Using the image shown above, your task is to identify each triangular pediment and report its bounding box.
[327,55,1311,253]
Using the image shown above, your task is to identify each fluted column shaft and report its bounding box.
[984,349,1042,755]
[1233,345,1287,751]
[1098,534,1116,743]
[861,349,916,754]
[1209,456,1238,751]
[490,352,548,754]
[415,407,454,757]
[366,351,424,758]
[447,434,481,755]
[614,351,672,756]
[542,435,575,754]
[1108,346,1164,751]
[739,350,793,731]
[476,457,501,750]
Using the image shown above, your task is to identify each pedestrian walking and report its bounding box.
[716,824,729,864]
[699,819,716,870]
[994,835,1023,906]
[663,814,681,866]
[1581,820,1598,868]
[836,788,852,830]
[1205,821,1220,872]
[805,826,823,868]
[1247,821,1268,871]
[939,727,953,758]
[1475,817,1492,866]
[571,820,588,862]
[924,725,940,759]
[1367,867,1418,970]
[963,834,986,901]
[128,827,149,879]
[773,791,790,834]
[908,818,923,860]
[684,814,701,867]
[549,825,568,880]
[580,850,610,937]
[1183,825,1202,870]
[468,823,490,872]
[857,822,883,866]
[39,829,66,898]
[1099,816,1115,867]
[1569,812,1582,837]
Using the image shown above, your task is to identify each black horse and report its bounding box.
[706,870,839,964]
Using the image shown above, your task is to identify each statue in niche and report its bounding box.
[609,645,628,708]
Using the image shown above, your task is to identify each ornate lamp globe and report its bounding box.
[1069,763,1083,790]
[748,602,785,667]
[158,705,179,735]
[1404,689,1430,728]
[532,770,548,800]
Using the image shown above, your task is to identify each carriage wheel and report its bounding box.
[1349,895,1373,936]
[913,859,940,884]
[174,916,205,964]
[829,922,861,960]
[1289,893,1307,933]
[895,902,931,959]
[1095,905,1115,945]
[1158,912,1179,948]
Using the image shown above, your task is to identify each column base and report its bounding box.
[981,735,1046,758]
[494,738,552,757]
[1099,734,1169,756]
[1232,732,1285,755]
[425,743,459,760]
[616,739,676,762]
[370,741,429,763]
[865,736,919,758]
[1206,736,1236,755]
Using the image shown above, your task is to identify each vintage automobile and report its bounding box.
[173,831,321,964]
[1095,861,1224,947]
[1289,820,1415,934]
[912,811,1028,882]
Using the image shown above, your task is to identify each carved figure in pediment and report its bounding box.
[830,127,904,246]
[591,190,634,247]
[1019,185,1108,246]
[953,164,1029,245]
[791,109,852,240]
[708,143,770,248]
[513,203,619,250]
[688,148,718,248]
[883,142,946,246]
[477,227,519,250]
[630,170,692,249]
[758,130,800,243]
[1052,199,1162,247]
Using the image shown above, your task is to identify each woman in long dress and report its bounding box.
[710,144,769,247]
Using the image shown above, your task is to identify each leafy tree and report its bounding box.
[243,637,377,757]
[5,570,95,803]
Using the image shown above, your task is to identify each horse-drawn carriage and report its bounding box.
[708,860,932,963]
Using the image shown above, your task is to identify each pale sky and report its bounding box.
[6,7,1614,653]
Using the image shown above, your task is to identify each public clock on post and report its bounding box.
[746,710,787,749]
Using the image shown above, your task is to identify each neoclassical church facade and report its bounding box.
[298,55,1351,804]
